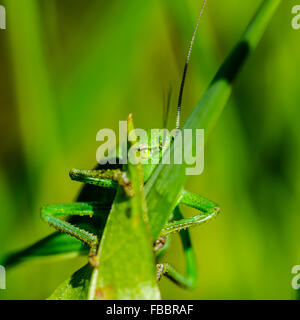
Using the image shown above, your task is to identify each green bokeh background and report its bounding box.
[0,0,299,299]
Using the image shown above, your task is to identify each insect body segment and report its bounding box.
[135,129,174,182]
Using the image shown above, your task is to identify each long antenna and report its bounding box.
[176,0,208,129]
[163,85,172,129]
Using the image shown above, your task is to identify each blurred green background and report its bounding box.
[0,0,299,299]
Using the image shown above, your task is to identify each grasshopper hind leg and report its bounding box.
[161,190,220,236]
[156,190,220,289]
[155,206,198,289]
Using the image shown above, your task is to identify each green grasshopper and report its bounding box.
[3,0,219,290]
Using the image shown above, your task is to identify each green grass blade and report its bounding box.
[48,264,93,300]
[0,232,88,268]
[88,115,160,300]
[145,0,282,240]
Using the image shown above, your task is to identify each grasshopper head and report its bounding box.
[137,129,173,182]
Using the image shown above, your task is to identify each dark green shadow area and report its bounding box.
[213,41,250,85]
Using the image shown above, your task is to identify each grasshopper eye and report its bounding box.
[137,145,151,159]
[140,148,151,159]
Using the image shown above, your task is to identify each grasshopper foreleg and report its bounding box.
[70,168,133,197]
[40,202,109,267]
